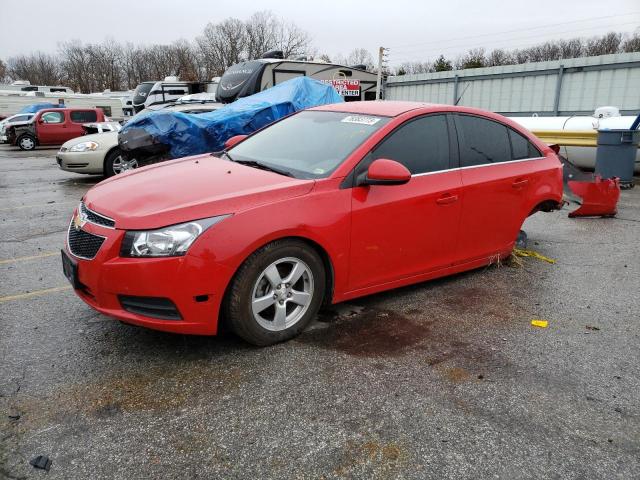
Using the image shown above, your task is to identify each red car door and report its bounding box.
[36,111,67,145]
[348,114,463,291]
[453,114,534,262]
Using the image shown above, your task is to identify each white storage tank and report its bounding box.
[510,108,640,173]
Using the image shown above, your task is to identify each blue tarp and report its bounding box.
[119,77,344,159]
[18,103,62,114]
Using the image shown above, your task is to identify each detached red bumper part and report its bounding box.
[567,176,620,218]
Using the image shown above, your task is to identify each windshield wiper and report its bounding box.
[219,151,233,161]
[232,159,294,177]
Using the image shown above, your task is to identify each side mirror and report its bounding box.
[361,158,411,186]
[224,134,248,150]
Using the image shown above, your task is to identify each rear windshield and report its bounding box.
[228,110,390,179]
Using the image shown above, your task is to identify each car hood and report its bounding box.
[83,154,315,230]
[61,131,119,149]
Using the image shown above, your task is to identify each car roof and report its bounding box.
[310,101,526,124]
[310,101,441,117]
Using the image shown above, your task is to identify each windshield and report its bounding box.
[132,83,154,108]
[228,110,390,179]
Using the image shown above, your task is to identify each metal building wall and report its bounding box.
[385,52,640,116]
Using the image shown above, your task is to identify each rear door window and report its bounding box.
[70,111,98,123]
[41,111,64,124]
[509,128,541,159]
[371,115,450,174]
[456,115,511,167]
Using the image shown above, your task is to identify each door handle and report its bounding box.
[436,193,458,205]
[512,178,529,188]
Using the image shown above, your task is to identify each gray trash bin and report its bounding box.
[595,129,640,187]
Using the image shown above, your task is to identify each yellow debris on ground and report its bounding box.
[531,319,549,328]
[513,248,556,264]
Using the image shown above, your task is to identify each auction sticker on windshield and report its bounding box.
[341,115,381,126]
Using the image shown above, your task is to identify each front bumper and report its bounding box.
[57,150,105,174]
[65,219,235,335]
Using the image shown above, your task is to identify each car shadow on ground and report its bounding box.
[94,264,498,361]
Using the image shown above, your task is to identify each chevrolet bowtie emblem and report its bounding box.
[73,210,86,231]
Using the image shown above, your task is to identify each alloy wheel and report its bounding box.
[112,155,138,174]
[251,257,314,331]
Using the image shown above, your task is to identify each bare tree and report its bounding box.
[622,31,640,52]
[585,32,622,56]
[7,52,62,85]
[456,48,486,69]
[345,48,374,68]
[245,11,278,60]
[558,38,583,58]
[486,49,513,66]
[397,61,433,74]
[0,58,7,82]
[196,18,247,78]
[275,20,311,58]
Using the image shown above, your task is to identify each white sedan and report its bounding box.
[56,124,136,177]
[57,101,221,177]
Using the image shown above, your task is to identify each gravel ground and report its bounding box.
[1,144,639,479]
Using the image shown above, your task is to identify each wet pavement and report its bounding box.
[1,143,639,479]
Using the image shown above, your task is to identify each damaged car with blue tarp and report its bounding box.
[117,77,344,166]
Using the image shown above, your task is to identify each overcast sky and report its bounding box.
[1,0,638,66]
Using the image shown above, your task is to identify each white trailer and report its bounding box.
[0,90,125,120]
[216,53,378,104]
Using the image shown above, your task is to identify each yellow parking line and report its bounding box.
[0,286,72,304]
[0,251,59,265]
[0,201,75,212]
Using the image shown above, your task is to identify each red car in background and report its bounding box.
[62,102,563,345]
[6,108,106,150]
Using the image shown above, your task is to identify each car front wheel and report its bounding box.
[104,148,138,177]
[224,240,326,346]
[17,134,36,151]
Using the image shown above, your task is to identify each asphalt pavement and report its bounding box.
[1,144,639,479]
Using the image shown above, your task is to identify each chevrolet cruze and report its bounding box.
[62,101,563,345]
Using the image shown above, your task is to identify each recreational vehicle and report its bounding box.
[0,80,74,94]
[0,90,125,120]
[216,52,379,103]
[131,76,220,113]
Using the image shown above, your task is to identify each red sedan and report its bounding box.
[62,102,563,345]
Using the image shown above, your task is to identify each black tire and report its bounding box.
[223,239,326,346]
[104,148,136,177]
[17,134,36,151]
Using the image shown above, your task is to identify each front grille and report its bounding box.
[81,202,115,228]
[118,295,182,320]
[68,227,105,260]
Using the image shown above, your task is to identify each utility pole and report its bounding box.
[376,46,389,100]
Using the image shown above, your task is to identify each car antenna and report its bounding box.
[454,83,471,106]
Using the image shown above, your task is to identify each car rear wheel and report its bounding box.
[224,240,326,346]
[17,134,36,151]
[104,148,138,177]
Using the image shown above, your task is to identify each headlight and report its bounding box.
[120,215,230,257]
[69,141,99,152]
